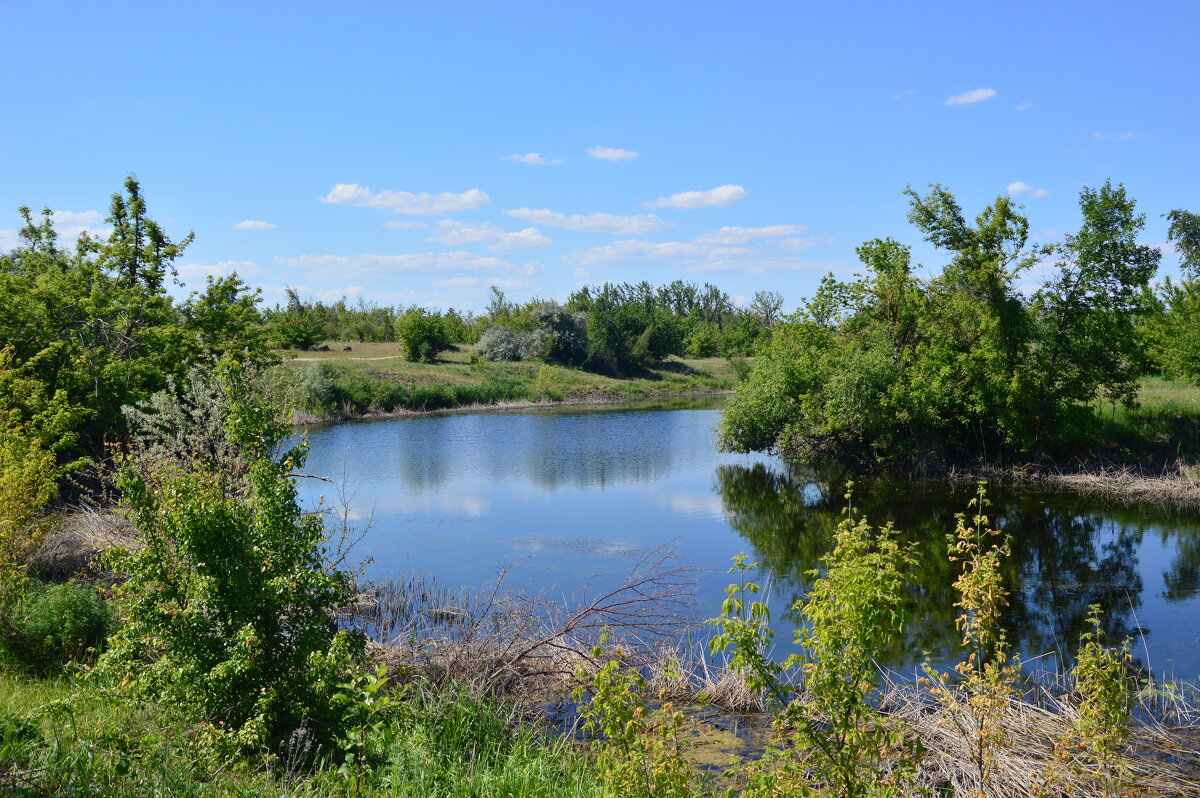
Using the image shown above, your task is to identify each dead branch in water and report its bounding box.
[341,545,700,701]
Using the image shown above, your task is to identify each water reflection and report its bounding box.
[714,463,1200,673]
[302,407,1200,680]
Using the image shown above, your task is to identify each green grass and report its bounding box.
[1084,377,1200,464]
[0,673,610,797]
[280,341,741,418]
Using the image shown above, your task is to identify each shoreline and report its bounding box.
[292,388,735,426]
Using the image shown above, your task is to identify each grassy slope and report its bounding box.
[280,341,740,417]
[0,673,608,797]
[1089,377,1200,464]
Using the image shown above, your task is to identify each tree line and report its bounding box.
[720,181,1199,467]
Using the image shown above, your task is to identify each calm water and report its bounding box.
[298,403,1200,679]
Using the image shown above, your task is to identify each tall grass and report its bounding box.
[0,674,605,797]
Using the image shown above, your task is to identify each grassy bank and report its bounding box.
[0,673,605,797]
[278,342,741,420]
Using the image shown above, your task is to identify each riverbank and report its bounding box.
[278,342,742,422]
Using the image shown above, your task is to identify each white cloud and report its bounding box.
[427,220,551,252]
[587,146,640,162]
[504,207,672,235]
[945,88,997,106]
[1006,181,1050,198]
[1091,131,1139,142]
[503,152,546,165]
[0,229,21,251]
[693,224,806,245]
[177,260,259,282]
[275,251,511,278]
[42,210,111,242]
[320,183,491,215]
[645,184,747,209]
[1013,101,1033,111]
[890,89,917,101]
[52,210,103,225]
[502,152,563,165]
[573,267,590,279]
[433,276,528,289]
[778,236,818,250]
[564,239,841,275]
[383,221,429,229]
[232,219,276,230]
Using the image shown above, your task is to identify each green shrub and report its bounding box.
[396,308,453,362]
[476,325,545,361]
[0,581,114,674]
[98,363,363,754]
[294,360,339,414]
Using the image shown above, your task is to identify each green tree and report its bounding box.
[97,363,362,752]
[1027,182,1160,455]
[395,306,453,362]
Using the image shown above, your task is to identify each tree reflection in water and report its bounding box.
[714,463,1200,673]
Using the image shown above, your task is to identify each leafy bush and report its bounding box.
[98,363,363,753]
[396,308,453,362]
[529,302,589,366]
[293,360,339,414]
[475,325,545,362]
[0,581,114,673]
[721,182,1162,466]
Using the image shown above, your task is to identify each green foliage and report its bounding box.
[0,178,196,460]
[0,348,76,596]
[96,363,363,753]
[0,581,114,674]
[180,274,270,362]
[1069,605,1134,792]
[721,182,1162,466]
[1166,209,1200,277]
[922,484,1020,797]
[395,307,453,362]
[476,324,546,361]
[529,302,589,366]
[572,641,692,798]
[709,497,920,798]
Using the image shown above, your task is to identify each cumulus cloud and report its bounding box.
[1013,101,1033,111]
[433,276,528,289]
[945,88,997,106]
[503,152,546,165]
[502,152,563,165]
[427,220,551,252]
[645,184,747,209]
[233,219,276,230]
[778,236,818,250]
[321,183,490,215]
[504,207,672,235]
[383,221,429,229]
[42,209,111,241]
[694,224,806,245]
[275,251,511,278]
[177,260,259,282]
[563,239,840,275]
[1006,181,1050,198]
[52,210,103,225]
[586,146,640,162]
[1091,131,1139,142]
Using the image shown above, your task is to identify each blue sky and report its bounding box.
[2,0,1196,312]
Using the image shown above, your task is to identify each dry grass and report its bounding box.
[341,547,701,705]
[31,507,135,582]
[879,677,1200,796]
[952,463,1200,507]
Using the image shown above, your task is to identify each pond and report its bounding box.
[298,402,1200,680]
